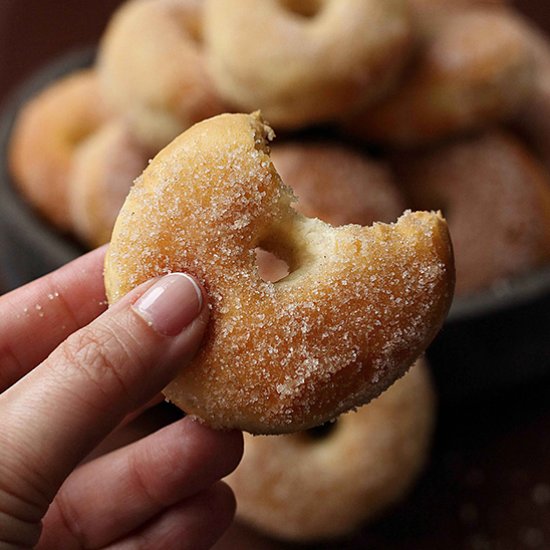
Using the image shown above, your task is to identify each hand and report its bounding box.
[0,247,243,549]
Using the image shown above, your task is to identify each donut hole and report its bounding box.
[278,0,324,19]
[173,8,203,44]
[255,247,291,283]
[303,419,338,441]
[65,121,100,148]
[184,17,203,44]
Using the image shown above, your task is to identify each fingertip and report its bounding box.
[132,273,206,337]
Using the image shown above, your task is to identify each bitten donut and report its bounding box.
[226,358,435,541]
[393,132,550,295]
[105,112,454,434]
[260,142,406,282]
[97,0,226,149]
[68,120,152,248]
[9,70,108,230]
[203,0,413,128]
[347,6,534,147]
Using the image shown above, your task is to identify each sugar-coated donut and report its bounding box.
[105,112,454,434]
[9,70,108,230]
[97,0,226,149]
[256,142,406,283]
[226,359,435,541]
[68,121,152,248]
[393,132,550,295]
[347,6,534,147]
[203,0,413,128]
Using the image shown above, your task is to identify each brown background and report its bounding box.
[1,2,550,549]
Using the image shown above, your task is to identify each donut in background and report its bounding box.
[393,131,550,295]
[226,359,435,542]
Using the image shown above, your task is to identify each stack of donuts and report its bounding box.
[8,0,550,541]
[9,0,550,297]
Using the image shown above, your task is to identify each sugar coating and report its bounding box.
[97,0,225,149]
[350,7,535,146]
[69,120,151,248]
[225,359,435,541]
[394,131,550,295]
[105,112,454,434]
[204,0,413,128]
[9,70,107,231]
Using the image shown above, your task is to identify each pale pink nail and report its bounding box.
[133,273,203,336]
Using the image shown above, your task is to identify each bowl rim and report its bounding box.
[449,264,550,321]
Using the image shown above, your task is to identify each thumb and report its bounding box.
[0,273,208,543]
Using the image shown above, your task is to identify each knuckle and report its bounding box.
[0,470,47,547]
[55,319,149,408]
[127,451,167,511]
[0,436,55,515]
[46,491,87,549]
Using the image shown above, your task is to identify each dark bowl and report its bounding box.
[428,267,550,399]
[1,50,550,401]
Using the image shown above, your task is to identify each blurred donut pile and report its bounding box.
[7,0,550,541]
[9,0,550,298]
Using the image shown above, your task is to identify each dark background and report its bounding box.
[1,2,550,549]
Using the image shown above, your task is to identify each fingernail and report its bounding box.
[133,273,203,336]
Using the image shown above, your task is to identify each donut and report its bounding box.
[97,0,226,149]
[8,70,108,230]
[203,0,413,128]
[257,142,407,282]
[226,358,435,541]
[392,131,550,296]
[105,112,454,434]
[68,120,152,248]
[270,142,405,226]
[511,17,550,168]
[346,6,535,147]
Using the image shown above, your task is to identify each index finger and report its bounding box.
[0,272,209,535]
[0,246,107,392]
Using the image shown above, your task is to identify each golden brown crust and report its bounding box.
[68,121,151,248]
[204,0,413,128]
[97,0,226,149]
[347,6,534,147]
[270,142,406,226]
[8,70,107,230]
[393,131,550,295]
[261,142,407,283]
[105,112,454,434]
[226,359,435,541]
[511,15,550,168]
